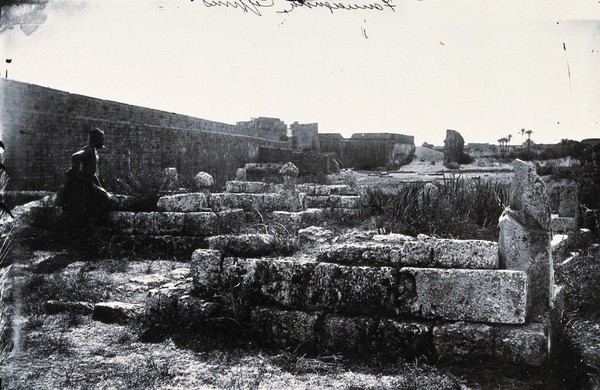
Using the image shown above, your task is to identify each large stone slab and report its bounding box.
[433,322,494,359]
[216,209,245,234]
[207,234,296,257]
[318,239,499,269]
[154,212,186,235]
[304,195,331,208]
[225,181,272,194]
[157,193,209,212]
[400,267,527,324]
[433,321,548,365]
[184,212,219,236]
[191,252,527,323]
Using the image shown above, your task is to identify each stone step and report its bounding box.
[144,288,547,366]
[191,250,527,324]
[249,307,547,365]
[108,209,244,236]
[317,238,499,269]
[157,192,305,212]
[105,235,208,259]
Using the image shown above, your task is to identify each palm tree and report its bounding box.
[498,137,508,154]
[525,130,533,150]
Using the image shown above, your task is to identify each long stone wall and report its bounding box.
[319,133,415,170]
[0,80,287,190]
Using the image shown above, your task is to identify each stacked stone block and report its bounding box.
[140,160,558,366]
[179,232,545,365]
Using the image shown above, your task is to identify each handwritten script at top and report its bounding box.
[199,0,396,16]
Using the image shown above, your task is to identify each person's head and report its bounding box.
[89,128,105,149]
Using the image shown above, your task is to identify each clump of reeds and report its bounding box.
[363,174,509,240]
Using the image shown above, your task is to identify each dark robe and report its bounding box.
[57,145,111,225]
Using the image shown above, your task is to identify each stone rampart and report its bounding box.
[319,133,415,170]
[0,80,288,190]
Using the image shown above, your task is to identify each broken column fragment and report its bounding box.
[499,159,552,318]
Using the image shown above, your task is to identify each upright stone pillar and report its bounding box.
[278,162,303,212]
[498,160,552,319]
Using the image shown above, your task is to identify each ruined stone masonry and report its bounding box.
[0,79,414,191]
[138,160,558,366]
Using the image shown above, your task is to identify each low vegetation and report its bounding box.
[363,174,508,240]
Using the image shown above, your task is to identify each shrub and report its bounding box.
[363,175,508,240]
[104,172,173,211]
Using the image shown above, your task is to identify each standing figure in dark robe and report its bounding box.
[57,128,111,226]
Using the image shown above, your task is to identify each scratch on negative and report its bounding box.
[563,42,572,91]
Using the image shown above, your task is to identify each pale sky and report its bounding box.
[1,0,599,146]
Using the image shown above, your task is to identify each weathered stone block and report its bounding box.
[92,302,143,324]
[157,193,209,212]
[495,323,548,366]
[298,226,334,244]
[509,160,551,230]
[193,172,214,192]
[190,249,222,295]
[170,236,208,256]
[317,243,401,266]
[261,193,284,211]
[499,212,551,317]
[551,215,577,233]
[184,212,218,236]
[308,263,399,315]
[304,195,331,208]
[376,320,433,359]
[329,184,358,195]
[224,193,265,211]
[372,233,415,243]
[177,295,220,327]
[154,212,185,235]
[297,184,330,196]
[250,307,320,347]
[299,208,326,226]
[208,193,226,210]
[208,234,291,257]
[225,181,270,193]
[235,168,247,181]
[320,315,378,352]
[319,239,497,269]
[108,211,135,234]
[548,179,579,217]
[330,195,362,209]
[433,322,493,359]
[400,267,527,324]
[133,212,157,235]
[216,209,245,234]
[271,211,302,233]
[223,259,399,316]
[402,238,499,269]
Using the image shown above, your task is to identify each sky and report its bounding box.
[1,0,599,146]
